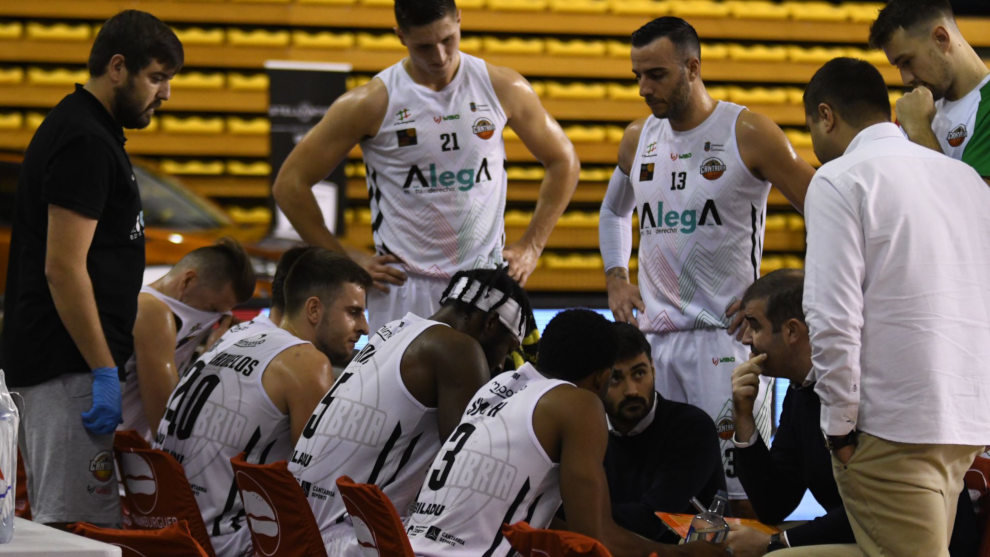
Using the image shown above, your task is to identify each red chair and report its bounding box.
[112,441,215,557]
[502,521,613,556]
[70,520,211,557]
[229,452,327,557]
[335,475,415,556]
[965,455,990,557]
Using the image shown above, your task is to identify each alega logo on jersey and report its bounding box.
[402,158,492,192]
[639,199,722,234]
[947,124,967,147]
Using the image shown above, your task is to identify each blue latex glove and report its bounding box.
[81,366,122,435]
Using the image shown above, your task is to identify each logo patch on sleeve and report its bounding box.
[396,128,418,147]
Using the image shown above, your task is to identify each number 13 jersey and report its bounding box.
[631,102,771,334]
[362,53,509,279]
[407,363,568,556]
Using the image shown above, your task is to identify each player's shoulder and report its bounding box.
[539,382,602,420]
[411,324,486,364]
[271,341,330,372]
[334,77,389,117]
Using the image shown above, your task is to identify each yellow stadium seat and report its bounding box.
[356,33,404,51]
[783,255,804,269]
[549,0,608,13]
[228,73,269,90]
[503,127,520,141]
[0,67,24,85]
[727,44,788,62]
[299,0,357,4]
[609,0,669,16]
[579,167,613,182]
[354,208,373,224]
[227,28,290,47]
[131,117,159,133]
[226,160,271,175]
[787,214,805,232]
[726,1,788,20]
[160,159,225,175]
[488,0,548,11]
[543,253,602,270]
[707,86,729,101]
[530,81,546,97]
[483,36,544,55]
[360,0,394,6]
[558,211,599,227]
[765,214,787,231]
[784,87,805,104]
[0,112,23,130]
[545,81,606,100]
[546,39,607,57]
[292,31,354,49]
[846,2,884,23]
[727,86,789,105]
[606,41,629,59]
[233,0,290,3]
[346,75,373,89]
[25,112,46,131]
[787,46,849,64]
[504,210,531,226]
[456,0,484,7]
[607,83,640,101]
[345,162,365,177]
[172,71,225,89]
[0,21,22,40]
[670,1,729,18]
[564,125,607,143]
[889,91,903,106]
[227,117,270,135]
[26,22,90,41]
[226,206,272,224]
[760,256,784,275]
[161,115,225,134]
[506,166,546,181]
[27,67,88,86]
[787,1,848,22]
[846,47,890,66]
[460,36,483,54]
[171,27,225,45]
[784,129,812,148]
[700,43,728,61]
[606,126,624,143]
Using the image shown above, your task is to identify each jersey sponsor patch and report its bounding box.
[700,157,727,180]
[640,162,655,181]
[396,128,418,147]
[89,451,114,483]
[947,124,967,147]
[472,118,496,140]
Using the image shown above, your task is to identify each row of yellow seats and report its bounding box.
[160,158,272,176]
[0,110,271,135]
[0,66,269,91]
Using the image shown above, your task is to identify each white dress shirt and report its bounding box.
[804,122,990,444]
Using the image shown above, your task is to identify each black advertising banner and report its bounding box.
[266,60,351,238]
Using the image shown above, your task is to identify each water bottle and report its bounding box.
[685,490,729,543]
[0,370,19,543]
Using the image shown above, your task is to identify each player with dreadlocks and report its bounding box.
[289,267,531,554]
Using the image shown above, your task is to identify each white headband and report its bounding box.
[441,276,526,344]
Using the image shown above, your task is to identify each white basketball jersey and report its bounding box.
[289,313,443,542]
[630,102,770,334]
[361,53,508,278]
[407,363,567,556]
[121,286,223,440]
[932,74,990,162]
[154,323,307,557]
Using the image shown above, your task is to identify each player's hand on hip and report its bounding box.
[731,354,765,417]
[81,366,122,435]
[351,251,407,293]
[895,86,936,134]
[727,525,770,557]
[605,270,645,325]
[502,241,540,286]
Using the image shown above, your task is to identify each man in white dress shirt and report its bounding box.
[802,57,990,557]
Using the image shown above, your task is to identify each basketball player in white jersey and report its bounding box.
[289,267,531,554]
[154,249,371,557]
[121,238,256,441]
[598,17,815,505]
[273,0,579,333]
[407,309,726,557]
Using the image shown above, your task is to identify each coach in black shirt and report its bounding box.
[602,322,726,543]
[0,10,182,527]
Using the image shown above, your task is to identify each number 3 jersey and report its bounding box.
[154,321,307,557]
[289,313,444,544]
[361,52,508,279]
[407,363,568,556]
[631,101,771,334]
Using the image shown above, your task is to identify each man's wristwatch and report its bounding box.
[767,532,788,552]
[824,430,858,452]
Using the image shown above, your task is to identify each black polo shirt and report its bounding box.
[1,84,145,387]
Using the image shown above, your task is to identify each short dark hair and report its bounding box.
[741,268,805,332]
[630,16,700,58]
[88,10,184,77]
[537,309,618,382]
[181,238,256,303]
[613,322,652,363]
[283,249,372,316]
[439,267,534,342]
[803,57,891,127]
[394,0,458,30]
[271,246,317,313]
[869,0,954,49]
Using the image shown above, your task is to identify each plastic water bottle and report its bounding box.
[0,370,19,544]
[685,490,729,543]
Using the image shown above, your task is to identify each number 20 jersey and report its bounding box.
[289,313,444,542]
[631,101,771,334]
[154,322,307,556]
[407,363,568,556]
[361,53,508,279]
